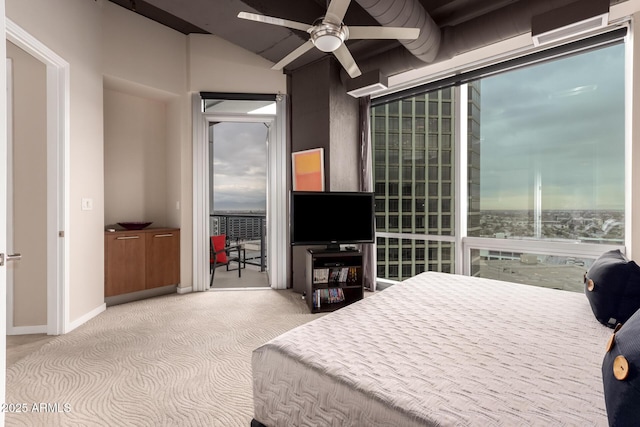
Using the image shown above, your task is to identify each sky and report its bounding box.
[479,43,625,211]
[212,121,268,211]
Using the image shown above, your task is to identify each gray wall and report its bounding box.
[289,57,360,292]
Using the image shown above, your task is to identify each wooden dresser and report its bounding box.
[104,228,180,297]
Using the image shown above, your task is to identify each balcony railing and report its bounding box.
[210,213,266,271]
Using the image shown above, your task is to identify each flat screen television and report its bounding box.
[290,191,375,250]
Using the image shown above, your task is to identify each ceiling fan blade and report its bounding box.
[333,44,361,78]
[348,26,420,40]
[238,12,311,33]
[324,0,351,25]
[271,40,315,70]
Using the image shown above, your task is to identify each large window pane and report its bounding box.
[470,249,594,292]
[372,39,625,286]
[377,237,454,281]
[372,89,458,281]
[469,44,625,245]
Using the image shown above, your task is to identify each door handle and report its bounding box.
[0,253,22,266]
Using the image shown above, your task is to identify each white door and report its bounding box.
[5,19,70,336]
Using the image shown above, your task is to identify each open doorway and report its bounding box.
[192,93,289,292]
[209,121,269,289]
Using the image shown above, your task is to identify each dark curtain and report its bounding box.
[359,96,376,291]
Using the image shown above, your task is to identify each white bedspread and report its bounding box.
[252,272,611,426]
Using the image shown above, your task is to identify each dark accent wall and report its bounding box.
[290,57,332,188]
[289,56,360,292]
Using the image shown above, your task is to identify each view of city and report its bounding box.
[473,209,624,244]
[472,209,624,291]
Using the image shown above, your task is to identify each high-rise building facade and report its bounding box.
[371,83,481,281]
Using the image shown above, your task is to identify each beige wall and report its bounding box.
[103,88,168,226]
[7,42,47,327]
[165,95,192,286]
[102,2,187,96]
[188,34,286,93]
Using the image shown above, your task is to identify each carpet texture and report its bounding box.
[6,289,319,426]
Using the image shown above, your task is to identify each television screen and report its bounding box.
[291,191,375,247]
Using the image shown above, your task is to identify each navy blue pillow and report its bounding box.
[584,250,640,328]
[602,308,640,426]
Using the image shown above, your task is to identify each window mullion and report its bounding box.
[455,85,468,276]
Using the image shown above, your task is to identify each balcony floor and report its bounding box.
[209,263,269,289]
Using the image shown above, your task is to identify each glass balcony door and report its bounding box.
[209,121,269,289]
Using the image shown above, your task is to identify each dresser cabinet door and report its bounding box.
[104,232,146,297]
[145,230,180,288]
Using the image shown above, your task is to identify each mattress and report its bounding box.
[252,272,611,426]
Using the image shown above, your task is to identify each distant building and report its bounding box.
[211,213,265,241]
[371,83,481,280]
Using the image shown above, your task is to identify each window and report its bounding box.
[469,44,625,246]
[371,34,626,289]
[376,237,454,280]
[470,249,594,293]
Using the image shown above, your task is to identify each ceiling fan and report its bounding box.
[237,0,420,78]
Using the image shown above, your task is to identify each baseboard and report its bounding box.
[66,303,106,333]
[177,286,192,294]
[105,285,177,306]
[7,324,48,336]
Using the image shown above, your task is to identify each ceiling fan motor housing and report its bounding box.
[311,21,348,52]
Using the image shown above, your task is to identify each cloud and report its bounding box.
[211,122,268,211]
[478,43,625,210]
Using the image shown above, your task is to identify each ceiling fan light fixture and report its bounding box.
[311,23,346,52]
[314,34,342,52]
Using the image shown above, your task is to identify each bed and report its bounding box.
[252,272,611,426]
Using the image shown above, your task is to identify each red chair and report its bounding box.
[210,234,245,286]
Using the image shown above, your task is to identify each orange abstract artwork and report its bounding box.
[292,148,325,191]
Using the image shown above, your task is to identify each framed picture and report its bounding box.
[292,148,325,191]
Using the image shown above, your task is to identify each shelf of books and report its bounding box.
[305,249,364,313]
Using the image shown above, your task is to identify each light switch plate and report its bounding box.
[81,198,93,211]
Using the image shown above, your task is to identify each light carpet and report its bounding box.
[6,289,320,426]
